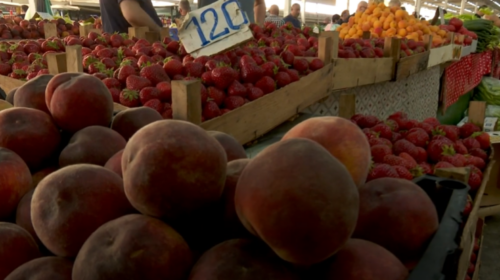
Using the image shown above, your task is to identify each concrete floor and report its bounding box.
[479,215,500,280]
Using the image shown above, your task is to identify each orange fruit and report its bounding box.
[373,20,382,28]
[348,28,356,36]
[373,7,382,17]
[390,21,397,28]
[438,29,447,37]
[398,20,408,29]
[357,29,364,36]
[398,28,407,37]
[406,25,414,32]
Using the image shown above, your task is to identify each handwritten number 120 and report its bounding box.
[186,0,249,47]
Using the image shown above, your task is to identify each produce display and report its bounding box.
[351,112,490,191]
[463,19,500,52]
[0,17,81,40]
[338,37,427,58]
[440,18,476,46]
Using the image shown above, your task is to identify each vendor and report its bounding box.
[475,5,487,18]
[175,0,191,26]
[99,0,163,34]
[388,0,401,9]
[197,0,266,26]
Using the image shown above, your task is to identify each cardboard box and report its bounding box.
[455,116,498,132]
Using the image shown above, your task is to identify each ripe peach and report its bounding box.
[235,138,359,265]
[311,239,408,280]
[189,239,299,280]
[31,164,135,257]
[0,108,61,170]
[45,73,114,133]
[104,149,124,177]
[282,116,371,187]
[354,178,439,267]
[13,74,53,114]
[31,167,58,188]
[0,222,41,279]
[208,131,247,162]
[59,126,126,167]
[111,106,162,141]
[122,120,226,221]
[5,256,73,280]
[15,190,39,245]
[73,214,192,280]
[0,147,32,221]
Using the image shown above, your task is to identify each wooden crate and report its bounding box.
[471,218,484,280]
[392,35,432,81]
[0,74,26,93]
[428,44,453,69]
[0,22,58,42]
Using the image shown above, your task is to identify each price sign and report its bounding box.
[178,0,253,57]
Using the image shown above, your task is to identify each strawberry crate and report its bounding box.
[392,36,432,81]
[428,33,454,69]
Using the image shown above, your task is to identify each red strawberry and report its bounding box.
[454,140,468,154]
[388,111,408,120]
[419,162,433,174]
[228,80,247,98]
[224,96,245,110]
[261,61,278,78]
[385,119,399,132]
[309,58,324,71]
[255,76,275,94]
[442,154,466,167]
[207,87,226,106]
[367,164,399,182]
[405,128,429,147]
[119,89,140,107]
[415,147,428,163]
[468,172,482,191]
[286,69,300,82]
[434,161,454,170]
[363,128,379,140]
[463,137,481,150]
[117,64,136,84]
[466,156,486,170]
[392,132,403,143]
[369,138,392,148]
[161,103,173,119]
[469,148,487,161]
[394,166,413,180]
[427,137,454,162]
[393,139,418,155]
[383,155,414,170]
[241,63,265,84]
[472,132,490,150]
[416,122,433,135]
[357,115,379,129]
[203,100,221,120]
[293,58,309,73]
[423,117,440,128]
[140,64,170,85]
[109,87,120,103]
[183,61,204,78]
[468,165,483,178]
[371,145,392,163]
[102,78,121,89]
[156,81,172,102]
[166,41,180,54]
[280,50,294,65]
[399,152,418,169]
[402,119,419,131]
[143,99,163,113]
[126,75,152,91]
[460,123,481,138]
[163,58,184,78]
[212,65,236,90]
[201,71,213,85]
[372,123,392,140]
[139,87,161,105]
[275,71,292,88]
[433,125,459,141]
[247,87,264,101]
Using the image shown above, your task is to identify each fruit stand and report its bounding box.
[0,1,499,279]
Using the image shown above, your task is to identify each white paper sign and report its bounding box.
[178,0,253,57]
[439,7,445,25]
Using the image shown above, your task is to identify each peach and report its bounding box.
[111,106,162,141]
[122,120,226,221]
[282,116,371,187]
[5,256,73,280]
[73,214,192,280]
[0,222,41,279]
[31,164,135,257]
[15,190,40,245]
[310,239,408,280]
[0,147,32,221]
[207,131,247,162]
[235,138,359,265]
[0,107,61,170]
[59,126,126,167]
[31,167,58,188]
[45,73,114,133]
[189,239,299,280]
[353,178,439,267]
[13,74,53,114]
[104,149,124,177]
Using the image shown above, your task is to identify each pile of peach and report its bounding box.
[1,73,445,279]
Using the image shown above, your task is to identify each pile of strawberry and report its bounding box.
[351,112,490,191]
[338,38,427,59]
[1,28,324,122]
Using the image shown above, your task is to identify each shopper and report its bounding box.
[339,9,349,24]
[264,4,285,27]
[99,0,163,34]
[284,3,301,28]
[388,0,401,9]
[345,2,367,23]
[19,5,28,19]
[475,5,488,18]
[324,14,341,31]
[175,0,191,26]
[197,0,266,26]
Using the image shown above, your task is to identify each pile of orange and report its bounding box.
[336,3,448,45]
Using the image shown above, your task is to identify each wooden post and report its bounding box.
[362,31,371,39]
[384,37,401,79]
[46,53,67,75]
[423,34,433,51]
[66,45,83,73]
[79,24,92,38]
[172,80,202,125]
[43,22,58,39]
[128,27,149,40]
[468,101,487,128]
[319,31,336,63]
[145,31,160,44]
[338,93,356,119]
[160,27,170,41]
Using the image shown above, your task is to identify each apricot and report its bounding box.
[282,116,371,187]
[235,138,359,265]
[122,120,226,221]
[111,106,162,141]
[104,149,124,177]
[5,256,73,280]
[13,74,53,114]
[208,131,247,162]
[0,222,41,279]
[0,108,61,170]
[45,73,114,133]
[31,164,135,257]
[311,239,408,280]
[189,239,299,280]
[73,214,192,280]
[59,126,126,167]
[354,178,439,267]
[0,147,32,221]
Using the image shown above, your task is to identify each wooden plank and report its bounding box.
[113,102,129,113]
[172,80,202,125]
[199,63,334,144]
[65,45,83,73]
[160,27,170,40]
[0,75,26,93]
[428,44,453,68]
[128,27,149,40]
[384,37,400,79]
[46,53,67,75]
[471,218,484,280]
[79,25,92,38]
[318,36,333,64]
[338,93,356,119]
[145,31,160,44]
[434,167,471,183]
[394,51,430,81]
[362,31,371,39]
[43,22,58,38]
[468,101,487,128]
[332,58,393,89]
